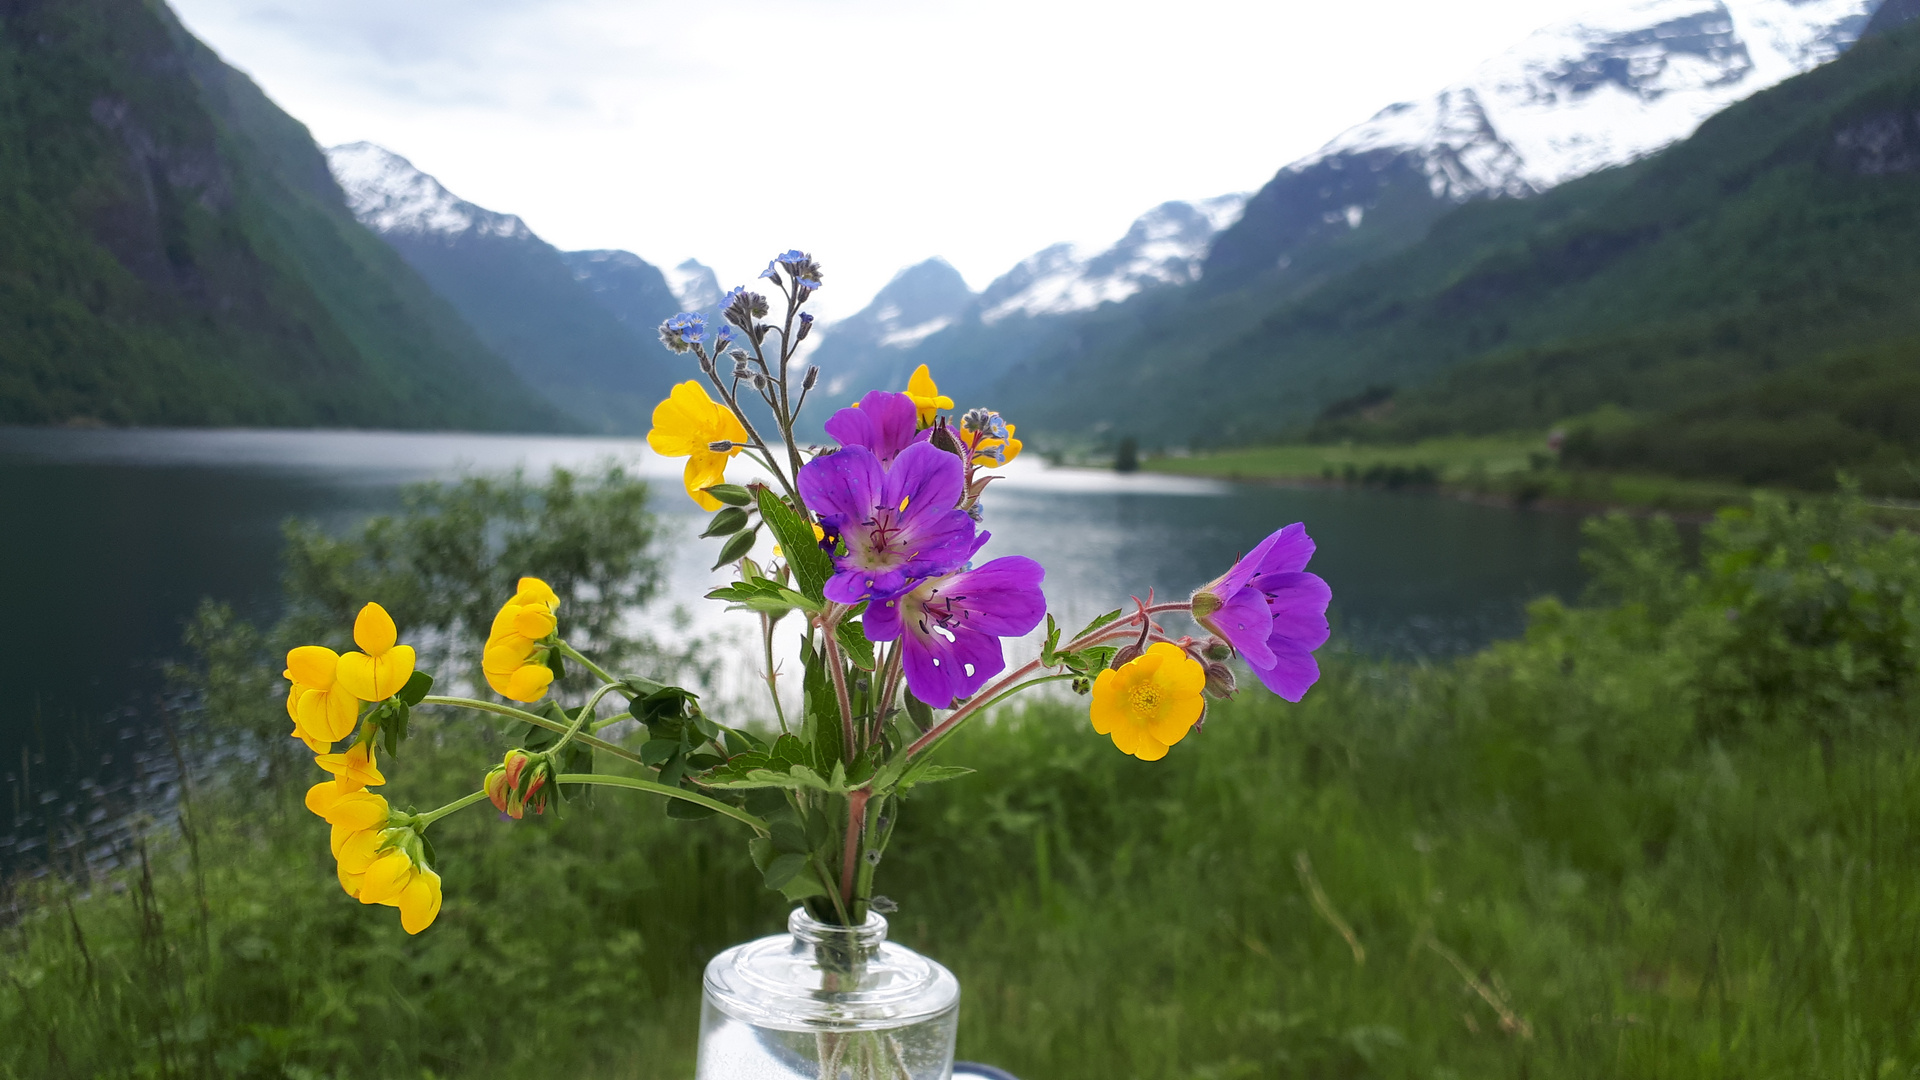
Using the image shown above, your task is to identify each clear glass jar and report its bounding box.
[695,908,960,1080]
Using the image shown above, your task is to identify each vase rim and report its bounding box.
[787,906,889,948]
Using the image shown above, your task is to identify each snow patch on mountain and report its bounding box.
[325,142,532,240]
[666,259,722,313]
[978,194,1247,324]
[1297,0,1876,198]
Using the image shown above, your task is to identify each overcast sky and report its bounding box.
[170,0,1602,315]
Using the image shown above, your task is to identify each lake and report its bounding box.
[0,427,1588,875]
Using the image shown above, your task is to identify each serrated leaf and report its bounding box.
[706,579,822,615]
[712,528,758,569]
[901,764,975,789]
[1070,608,1125,642]
[757,489,832,600]
[1040,614,1062,666]
[701,506,751,537]
[836,618,876,671]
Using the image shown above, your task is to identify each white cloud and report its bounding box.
[171,0,1602,315]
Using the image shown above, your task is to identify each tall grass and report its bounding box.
[4,493,1918,1079]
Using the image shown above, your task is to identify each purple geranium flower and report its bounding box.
[866,556,1047,707]
[823,391,925,468]
[797,441,978,604]
[1190,523,1331,702]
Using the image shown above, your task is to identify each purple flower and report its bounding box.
[797,442,978,604]
[1190,523,1331,702]
[823,391,926,468]
[865,557,1047,707]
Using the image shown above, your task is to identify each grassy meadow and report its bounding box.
[4,479,1919,1079]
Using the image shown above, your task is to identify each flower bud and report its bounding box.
[803,365,819,390]
[1203,662,1237,699]
[708,440,735,452]
[1111,642,1145,668]
[1202,637,1233,662]
[733,359,753,379]
[798,313,816,342]
[926,421,966,459]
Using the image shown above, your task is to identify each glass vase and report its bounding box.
[695,908,960,1080]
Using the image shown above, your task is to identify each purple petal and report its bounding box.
[1252,522,1316,576]
[1257,571,1332,654]
[882,442,964,519]
[823,392,920,467]
[938,557,1046,636]
[1210,588,1275,667]
[826,568,911,605]
[900,622,1008,707]
[798,447,882,525]
[864,590,907,641]
[1248,648,1321,703]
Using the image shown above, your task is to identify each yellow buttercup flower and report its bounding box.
[904,364,953,427]
[284,645,360,751]
[484,577,560,702]
[315,741,385,791]
[647,381,750,510]
[1088,642,1206,761]
[335,604,417,702]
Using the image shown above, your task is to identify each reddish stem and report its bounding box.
[839,787,872,908]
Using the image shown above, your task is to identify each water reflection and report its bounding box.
[0,428,1586,875]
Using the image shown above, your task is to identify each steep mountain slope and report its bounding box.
[327,143,680,433]
[0,0,559,430]
[1014,18,1920,480]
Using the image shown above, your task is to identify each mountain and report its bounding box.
[800,196,1245,423]
[664,259,723,313]
[0,0,562,430]
[326,143,681,433]
[1029,16,1920,494]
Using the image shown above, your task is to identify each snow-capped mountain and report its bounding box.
[1205,0,1877,287]
[977,195,1247,324]
[324,142,681,432]
[328,142,536,241]
[665,259,723,313]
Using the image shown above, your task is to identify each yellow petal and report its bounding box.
[490,602,525,638]
[399,870,443,934]
[323,792,389,832]
[1129,732,1171,762]
[1088,670,1125,735]
[305,779,349,820]
[648,381,720,457]
[907,364,940,400]
[334,828,387,875]
[358,850,414,905]
[505,664,553,703]
[284,646,339,690]
[316,742,384,790]
[484,637,538,674]
[515,577,559,608]
[371,646,416,700]
[337,859,364,899]
[683,452,730,511]
[353,603,398,656]
[335,651,376,701]
[513,606,556,640]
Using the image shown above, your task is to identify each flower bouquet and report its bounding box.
[281,250,1332,1079]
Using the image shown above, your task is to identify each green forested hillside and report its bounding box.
[1006,21,1920,492]
[0,0,567,430]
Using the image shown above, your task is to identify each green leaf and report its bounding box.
[397,670,434,706]
[900,763,975,790]
[639,739,679,766]
[1070,608,1125,641]
[762,853,809,890]
[836,619,876,671]
[712,528,759,569]
[777,868,831,902]
[706,483,754,507]
[666,798,717,820]
[770,819,810,854]
[757,489,832,600]
[706,579,823,615]
[1040,614,1062,666]
[904,693,935,732]
[701,506,752,537]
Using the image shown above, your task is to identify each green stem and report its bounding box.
[554,642,618,685]
[419,695,647,769]
[414,789,490,830]
[552,682,620,756]
[553,773,768,834]
[763,613,791,735]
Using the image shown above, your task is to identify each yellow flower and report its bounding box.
[647,381,750,510]
[484,577,560,702]
[307,782,389,831]
[284,645,360,751]
[1089,642,1206,761]
[904,364,953,427]
[961,415,1023,467]
[332,828,443,933]
[335,603,416,702]
[315,741,384,792]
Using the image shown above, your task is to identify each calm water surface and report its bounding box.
[0,428,1587,873]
